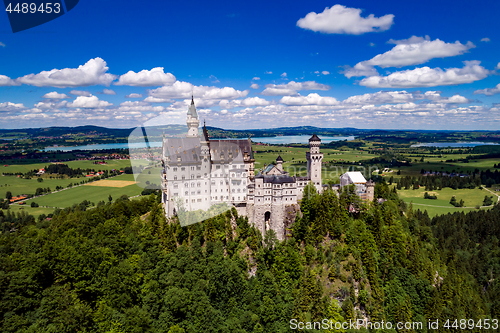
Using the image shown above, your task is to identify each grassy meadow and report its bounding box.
[23,174,143,209]
[395,186,498,217]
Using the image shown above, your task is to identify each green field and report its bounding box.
[23,174,144,209]
[6,205,56,218]
[0,159,135,199]
[396,186,497,217]
[0,159,132,174]
[0,175,79,199]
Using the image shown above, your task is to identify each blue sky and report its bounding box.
[1,0,499,130]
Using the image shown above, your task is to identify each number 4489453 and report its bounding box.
[5,2,61,14]
[444,319,499,330]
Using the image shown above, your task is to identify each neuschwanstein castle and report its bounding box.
[161,98,373,239]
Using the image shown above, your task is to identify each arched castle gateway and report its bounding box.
[161,99,373,240]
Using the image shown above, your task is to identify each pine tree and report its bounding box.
[325,299,345,333]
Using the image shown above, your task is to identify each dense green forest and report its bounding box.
[0,185,499,332]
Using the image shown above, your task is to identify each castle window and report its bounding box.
[173,167,177,172]
[197,199,201,202]
[174,184,178,189]
[192,199,195,203]
[191,166,195,171]
[191,183,195,187]
[216,165,221,169]
[185,191,188,195]
[191,174,195,179]
[191,191,195,195]
[181,167,185,171]
[174,176,178,180]
[173,193,178,196]
[197,174,201,178]
[197,191,201,194]
[182,176,185,180]
[186,199,188,203]
[220,180,223,185]
[197,182,201,187]
[196,166,201,170]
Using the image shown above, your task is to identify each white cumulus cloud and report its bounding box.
[16,58,116,88]
[252,77,260,80]
[70,90,91,96]
[42,91,70,99]
[0,102,25,112]
[343,90,414,104]
[144,96,172,103]
[0,75,19,86]
[126,93,143,98]
[261,81,330,96]
[297,5,394,35]
[67,95,113,108]
[359,61,490,88]
[344,36,475,78]
[219,97,271,109]
[250,83,260,89]
[280,93,339,106]
[474,83,500,96]
[148,81,248,100]
[115,67,176,87]
[481,37,490,42]
[102,89,116,95]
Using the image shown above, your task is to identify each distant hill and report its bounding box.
[1,125,499,145]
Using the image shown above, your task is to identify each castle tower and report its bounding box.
[201,120,211,176]
[276,155,283,172]
[186,96,199,137]
[306,134,323,191]
[366,180,375,202]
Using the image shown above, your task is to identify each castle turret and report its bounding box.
[306,134,323,191]
[186,96,199,137]
[276,155,283,172]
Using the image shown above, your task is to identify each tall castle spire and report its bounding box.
[186,96,199,137]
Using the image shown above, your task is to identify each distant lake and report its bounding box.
[44,135,355,151]
[411,142,500,148]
